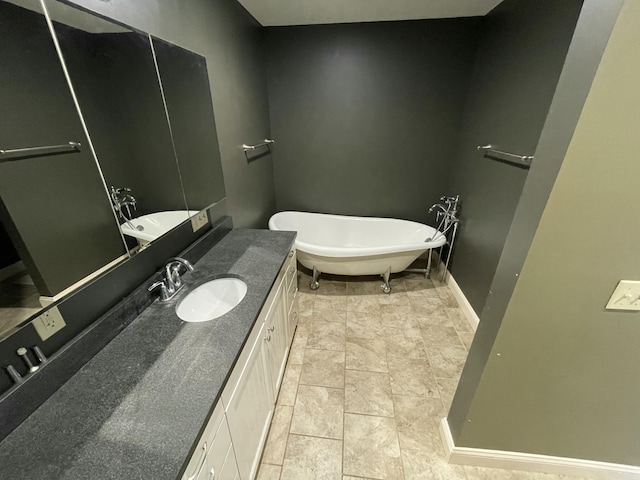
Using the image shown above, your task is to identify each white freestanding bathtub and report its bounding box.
[268,211,447,292]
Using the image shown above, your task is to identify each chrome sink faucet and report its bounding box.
[165,257,194,293]
[148,257,194,302]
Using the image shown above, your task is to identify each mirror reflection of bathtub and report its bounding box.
[120,211,199,247]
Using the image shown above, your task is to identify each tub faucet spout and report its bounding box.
[428,203,447,214]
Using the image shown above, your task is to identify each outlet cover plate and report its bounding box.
[606,280,640,311]
[191,210,209,233]
[33,306,67,340]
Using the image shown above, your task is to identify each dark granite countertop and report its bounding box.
[0,229,296,480]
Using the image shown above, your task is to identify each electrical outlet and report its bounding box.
[33,306,66,341]
[606,280,640,311]
[191,210,209,232]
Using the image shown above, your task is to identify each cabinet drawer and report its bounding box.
[285,250,297,288]
[197,418,232,480]
[183,402,225,480]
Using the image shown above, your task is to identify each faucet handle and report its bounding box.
[162,257,194,294]
[169,265,185,290]
[148,281,171,302]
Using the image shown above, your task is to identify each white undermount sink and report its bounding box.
[176,277,247,323]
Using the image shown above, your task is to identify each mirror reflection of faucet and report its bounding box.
[110,186,143,232]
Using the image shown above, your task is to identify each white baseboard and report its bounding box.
[440,418,640,479]
[442,269,479,332]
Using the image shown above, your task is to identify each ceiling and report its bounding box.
[237,0,505,26]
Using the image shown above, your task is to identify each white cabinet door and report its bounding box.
[264,282,289,396]
[224,321,273,480]
[218,445,240,480]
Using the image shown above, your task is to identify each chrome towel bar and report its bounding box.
[477,144,533,168]
[242,138,274,152]
[0,142,81,162]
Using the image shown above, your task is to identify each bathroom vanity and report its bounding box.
[0,229,298,480]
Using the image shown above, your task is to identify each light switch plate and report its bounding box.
[191,210,209,232]
[33,306,66,340]
[606,280,640,311]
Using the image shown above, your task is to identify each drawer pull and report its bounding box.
[208,467,216,480]
[187,442,207,480]
[288,251,294,258]
[264,334,271,342]
[267,325,275,332]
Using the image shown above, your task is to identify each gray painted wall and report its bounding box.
[446,0,584,313]
[449,0,633,463]
[447,0,622,450]
[68,0,275,228]
[265,19,480,222]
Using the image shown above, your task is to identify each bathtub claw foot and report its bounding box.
[381,267,392,294]
[310,266,321,290]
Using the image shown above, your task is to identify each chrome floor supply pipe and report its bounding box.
[441,220,459,283]
[412,194,460,283]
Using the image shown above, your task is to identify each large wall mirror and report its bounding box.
[0,0,226,340]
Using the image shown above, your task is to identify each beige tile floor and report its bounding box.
[257,269,592,480]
